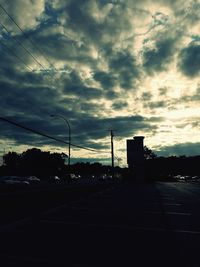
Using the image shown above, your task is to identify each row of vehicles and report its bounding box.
[0,173,117,185]
[0,175,40,185]
[173,175,200,182]
[0,174,82,185]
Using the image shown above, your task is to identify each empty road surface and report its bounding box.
[1,181,200,266]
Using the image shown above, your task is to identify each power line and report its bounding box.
[0,3,53,67]
[0,38,33,71]
[0,21,47,71]
[0,116,110,154]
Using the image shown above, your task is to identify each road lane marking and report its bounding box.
[70,207,89,211]
[173,229,200,235]
[135,227,200,235]
[162,197,175,201]
[165,212,191,216]
[147,211,191,216]
[0,253,93,266]
[0,217,32,233]
[39,219,129,229]
[39,220,200,235]
[163,203,182,206]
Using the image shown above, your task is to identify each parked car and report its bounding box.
[0,176,30,185]
[191,176,199,181]
[99,174,107,180]
[26,176,40,183]
[50,176,61,183]
[69,174,80,179]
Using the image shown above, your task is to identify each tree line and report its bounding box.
[0,148,123,180]
[145,155,200,181]
[1,147,200,182]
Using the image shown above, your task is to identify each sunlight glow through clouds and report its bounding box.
[0,0,200,164]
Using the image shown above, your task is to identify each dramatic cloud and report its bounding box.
[178,43,200,77]
[0,0,200,165]
[142,37,177,74]
[112,100,128,110]
[157,142,200,157]
[145,100,167,109]
[178,86,200,103]
[0,0,45,32]
[93,71,117,89]
[141,92,153,101]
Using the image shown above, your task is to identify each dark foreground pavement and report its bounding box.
[1,181,200,266]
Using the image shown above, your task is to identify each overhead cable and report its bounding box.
[0,3,53,67]
[0,116,109,153]
[0,38,33,71]
[0,21,46,71]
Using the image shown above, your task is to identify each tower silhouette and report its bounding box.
[127,136,145,180]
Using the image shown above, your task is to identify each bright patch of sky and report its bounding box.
[0,0,200,166]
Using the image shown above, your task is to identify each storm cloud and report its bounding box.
[142,37,177,74]
[157,142,200,157]
[178,43,200,77]
[0,0,200,164]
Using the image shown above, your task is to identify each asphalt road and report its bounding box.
[1,181,200,267]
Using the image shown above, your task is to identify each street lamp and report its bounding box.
[51,114,71,165]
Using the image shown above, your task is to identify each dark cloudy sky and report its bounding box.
[0,0,200,165]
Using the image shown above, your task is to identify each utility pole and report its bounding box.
[110,130,115,177]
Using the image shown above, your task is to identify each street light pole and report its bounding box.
[51,115,71,165]
[109,129,115,178]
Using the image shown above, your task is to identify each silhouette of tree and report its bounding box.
[19,148,65,178]
[144,146,156,160]
[3,151,20,169]
[2,148,66,179]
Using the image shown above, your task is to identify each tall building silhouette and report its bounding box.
[127,136,145,180]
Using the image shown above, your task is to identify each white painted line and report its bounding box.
[0,188,108,232]
[0,217,32,233]
[0,253,93,266]
[70,207,89,211]
[135,227,200,235]
[146,201,160,204]
[0,254,60,265]
[147,211,191,216]
[165,212,191,216]
[39,221,200,235]
[174,229,200,235]
[135,226,167,232]
[163,203,182,206]
[162,197,175,200]
[40,219,129,230]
